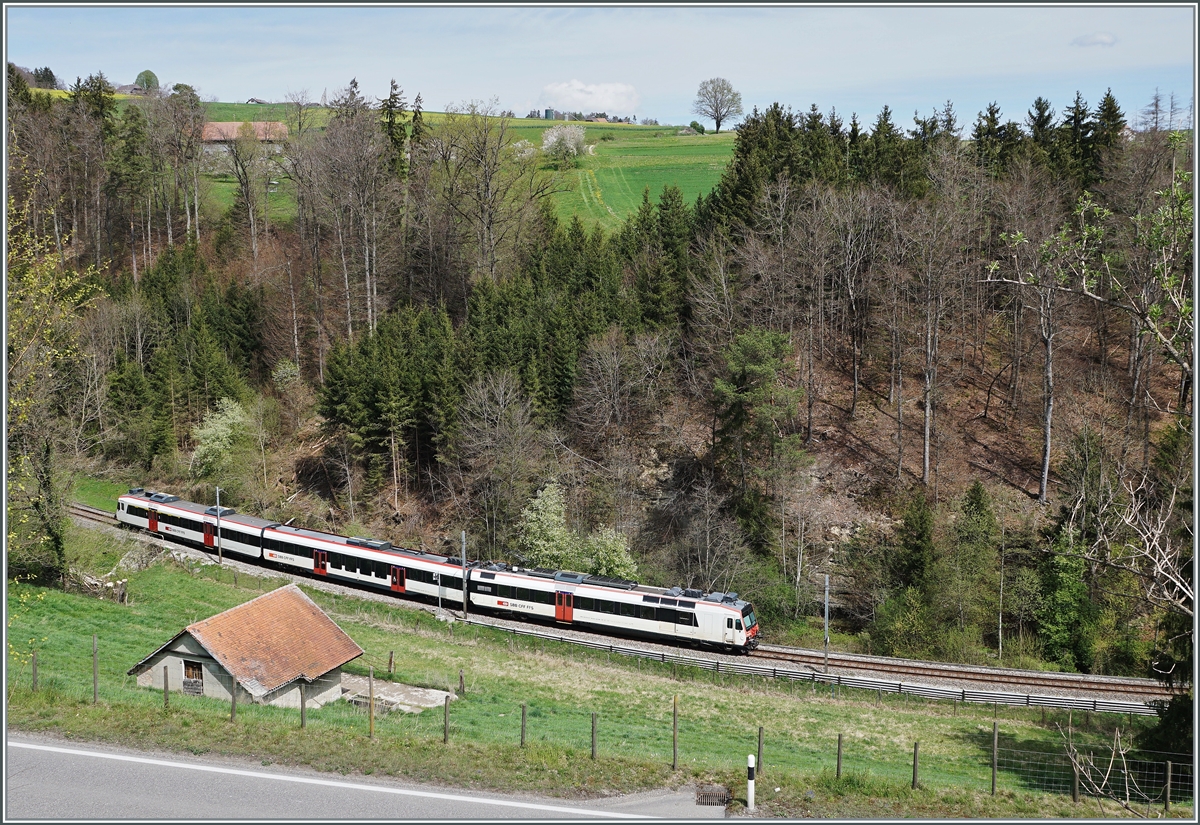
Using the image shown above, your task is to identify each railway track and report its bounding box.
[68,502,118,526]
[750,644,1173,700]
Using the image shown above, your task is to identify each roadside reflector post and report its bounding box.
[672,695,678,770]
[32,650,37,692]
[591,712,597,759]
[300,685,306,728]
[444,695,450,744]
[747,754,756,812]
[837,733,843,778]
[93,635,99,704]
[991,722,998,795]
[369,667,375,740]
[521,703,527,747]
[230,682,236,722]
[912,741,919,790]
[163,664,169,709]
[757,726,764,777]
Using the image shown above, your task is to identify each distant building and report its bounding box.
[246,97,269,105]
[202,122,288,143]
[545,108,555,120]
[115,84,146,96]
[127,583,363,709]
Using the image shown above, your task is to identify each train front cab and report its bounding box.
[742,603,760,650]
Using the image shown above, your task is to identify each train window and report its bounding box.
[516,587,531,601]
[735,620,743,630]
[676,612,695,626]
[660,598,677,607]
[599,600,616,614]
[640,605,656,621]
[498,584,515,598]
[443,575,462,591]
[726,618,734,629]
[656,608,677,623]
[576,597,594,611]
[619,602,638,618]
[642,595,659,604]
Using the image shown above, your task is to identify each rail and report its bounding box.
[462,618,1163,716]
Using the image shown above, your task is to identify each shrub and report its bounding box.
[689,120,706,134]
[541,124,586,166]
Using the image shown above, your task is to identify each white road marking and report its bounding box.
[8,741,651,819]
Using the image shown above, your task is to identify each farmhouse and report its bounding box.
[127,583,363,709]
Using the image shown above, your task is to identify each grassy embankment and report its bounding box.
[8,493,1183,819]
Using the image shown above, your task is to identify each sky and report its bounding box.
[4,4,1196,130]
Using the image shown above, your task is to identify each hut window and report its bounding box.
[184,661,203,681]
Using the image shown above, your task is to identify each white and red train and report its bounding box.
[116,488,760,652]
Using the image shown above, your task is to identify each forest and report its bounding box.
[5,65,1193,750]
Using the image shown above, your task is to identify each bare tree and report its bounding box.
[692,78,743,134]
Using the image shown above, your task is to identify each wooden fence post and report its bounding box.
[1165,761,1172,812]
[837,734,843,779]
[991,722,998,795]
[369,666,375,740]
[443,695,450,744]
[757,726,764,777]
[93,635,99,704]
[31,650,37,692]
[459,669,464,695]
[672,695,678,771]
[521,703,527,747]
[1071,763,1080,803]
[591,712,597,759]
[388,651,394,674]
[912,741,919,790]
[300,685,306,728]
[230,683,236,722]
[163,664,169,709]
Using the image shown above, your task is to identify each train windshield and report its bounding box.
[742,604,757,628]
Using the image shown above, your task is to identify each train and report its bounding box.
[115,488,761,652]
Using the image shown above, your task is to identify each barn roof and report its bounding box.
[128,584,362,698]
[202,121,288,142]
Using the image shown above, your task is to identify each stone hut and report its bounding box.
[127,583,362,709]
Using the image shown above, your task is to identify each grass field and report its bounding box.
[198,102,731,233]
[6,520,1187,818]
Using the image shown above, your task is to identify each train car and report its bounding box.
[115,488,759,652]
[117,488,268,559]
[468,563,759,651]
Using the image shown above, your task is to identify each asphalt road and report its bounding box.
[6,734,723,820]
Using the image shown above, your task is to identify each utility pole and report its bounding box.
[824,574,830,674]
[215,486,223,565]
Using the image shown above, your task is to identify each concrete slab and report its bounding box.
[340,674,455,714]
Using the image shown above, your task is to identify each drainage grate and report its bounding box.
[695,785,730,806]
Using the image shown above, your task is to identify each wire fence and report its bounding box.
[13,630,1193,813]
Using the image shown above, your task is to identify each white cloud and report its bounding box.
[540,79,640,114]
[1071,32,1118,47]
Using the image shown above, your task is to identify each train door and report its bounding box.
[203,521,215,549]
[724,616,735,645]
[555,592,574,622]
[313,550,327,575]
[390,566,406,593]
[148,509,159,532]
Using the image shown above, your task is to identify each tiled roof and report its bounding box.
[182,584,361,697]
[202,121,288,142]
